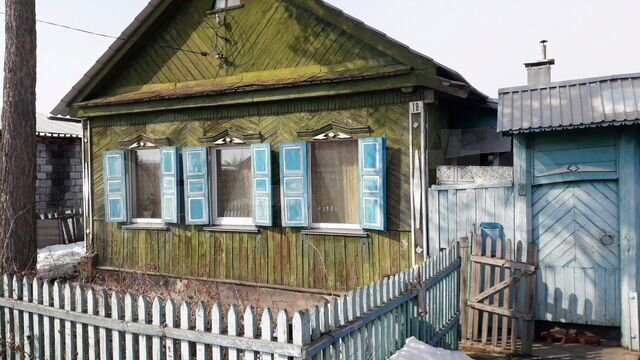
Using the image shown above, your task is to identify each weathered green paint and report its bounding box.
[90,103,415,291]
[91,0,400,98]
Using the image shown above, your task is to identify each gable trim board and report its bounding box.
[73,70,460,118]
[50,0,484,117]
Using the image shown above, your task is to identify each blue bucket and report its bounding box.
[480,222,505,257]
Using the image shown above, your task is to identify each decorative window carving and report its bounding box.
[297,122,370,140]
[118,134,171,150]
[199,128,262,146]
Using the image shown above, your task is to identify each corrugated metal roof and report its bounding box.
[498,73,640,133]
[36,113,81,137]
[0,113,81,138]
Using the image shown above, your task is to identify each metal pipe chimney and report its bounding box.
[524,40,555,86]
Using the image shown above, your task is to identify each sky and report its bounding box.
[1,0,640,114]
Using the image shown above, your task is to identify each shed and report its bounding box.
[51,0,507,293]
[499,63,640,349]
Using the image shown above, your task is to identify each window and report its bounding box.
[310,140,360,229]
[213,0,241,10]
[130,149,162,223]
[211,146,253,225]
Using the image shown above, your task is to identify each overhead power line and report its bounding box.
[0,11,211,57]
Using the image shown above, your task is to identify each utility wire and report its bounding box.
[0,11,211,57]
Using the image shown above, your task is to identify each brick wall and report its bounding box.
[35,140,83,214]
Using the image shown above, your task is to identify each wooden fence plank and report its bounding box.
[164,299,176,360]
[98,290,110,360]
[111,293,123,360]
[11,276,22,360]
[32,278,43,360]
[196,302,208,360]
[292,311,310,360]
[244,306,257,360]
[276,310,289,360]
[86,290,97,360]
[74,286,85,360]
[138,296,150,360]
[53,281,63,360]
[502,239,512,350]
[260,308,274,360]
[211,303,223,360]
[491,239,502,348]
[481,238,493,344]
[227,305,239,360]
[22,277,32,360]
[180,302,191,360]
[152,297,164,360]
[124,293,136,360]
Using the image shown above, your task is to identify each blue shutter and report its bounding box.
[160,147,180,224]
[359,138,386,231]
[182,147,210,225]
[279,142,309,227]
[103,151,128,223]
[252,144,273,226]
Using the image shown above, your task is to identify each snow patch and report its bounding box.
[37,241,86,279]
[389,337,472,360]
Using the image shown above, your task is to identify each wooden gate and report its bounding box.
[460,235,538,355]
[533,181,620,326]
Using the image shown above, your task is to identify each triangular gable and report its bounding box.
[52,0,482,116]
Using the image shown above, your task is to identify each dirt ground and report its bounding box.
[464,340,640,360]
[84,270,335,318]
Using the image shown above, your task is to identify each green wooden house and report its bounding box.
[51,0,500,293]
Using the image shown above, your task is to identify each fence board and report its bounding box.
[429,185,516,249]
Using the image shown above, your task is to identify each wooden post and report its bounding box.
[459,237,469,339]
[522,242,538,355]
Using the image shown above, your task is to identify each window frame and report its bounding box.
[212,0,242,11]
[127,147,164,225]
[209,145,254,227]
[308,139,361,231]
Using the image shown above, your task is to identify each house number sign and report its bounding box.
[410,101,424,114]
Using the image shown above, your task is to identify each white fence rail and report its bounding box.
[0,245,459,360]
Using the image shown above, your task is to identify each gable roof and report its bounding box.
[498,72,640,133]
[51,0,485,117]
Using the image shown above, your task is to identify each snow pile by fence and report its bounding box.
[390,337,472,360]
[37,241,85,278]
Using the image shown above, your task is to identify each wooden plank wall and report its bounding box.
[90,103,413,291]
[96,0,397,97]
[427,183,516,253]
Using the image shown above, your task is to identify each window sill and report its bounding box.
[206,4,244,15]
[203,225,260,234]
[122,224,170,231]
[301,229,369,238]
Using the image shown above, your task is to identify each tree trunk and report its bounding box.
[0,0,37,272]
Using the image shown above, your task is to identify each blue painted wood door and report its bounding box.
[533,181,620,326]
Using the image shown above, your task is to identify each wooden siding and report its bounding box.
[427,183,516,254]
[95,0,398,97]
[90,103,413,291]
[533,181,620,326]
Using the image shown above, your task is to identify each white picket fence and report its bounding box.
[0,244,460,360]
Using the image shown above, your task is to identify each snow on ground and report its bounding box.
[37,241,85,278]
[389,337,472,360]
